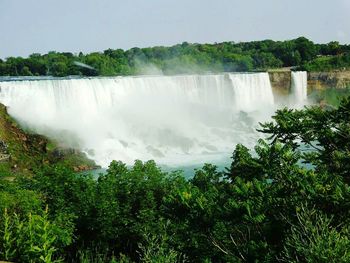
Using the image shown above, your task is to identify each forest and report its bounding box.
[1,37,350,77]
[1,96,350,262]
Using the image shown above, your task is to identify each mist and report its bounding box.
[0,72,292,168]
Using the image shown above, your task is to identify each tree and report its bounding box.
[294,37,318,62]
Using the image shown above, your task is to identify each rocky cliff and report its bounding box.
[268,71,291,95]
[308,71,350,90]
[0,104,97,178]
[268,70,350,94]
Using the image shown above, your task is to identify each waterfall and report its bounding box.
[0,73,275,167]
[291,71,308,103]
[229,73,274,112]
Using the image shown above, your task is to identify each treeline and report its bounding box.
[1,97,350,262]
[1,37,350,77]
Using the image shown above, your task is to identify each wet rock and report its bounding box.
[73,164,91,172]
[0,153,10,162]
[0,140,8,153]
[51,148,80,159]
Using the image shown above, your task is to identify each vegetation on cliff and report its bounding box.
[0,104,96,178]
[1,95,350,262]
[0,37,349,77]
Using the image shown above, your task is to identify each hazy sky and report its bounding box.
[0,0,349,58]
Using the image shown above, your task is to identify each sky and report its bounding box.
[0,0,349,58]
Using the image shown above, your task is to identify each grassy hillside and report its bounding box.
[0,104,96,178]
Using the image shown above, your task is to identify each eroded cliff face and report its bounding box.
[268,70,350,95]
[308,71,350,90]
[268,71,291,95]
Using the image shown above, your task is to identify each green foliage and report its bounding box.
[138,232,186,263]
[0,179,42,216]
[281,206,350,263]
[0,208,74,262]
[1,37,350,77]
[19,165,96,216]
[76,248,128,263]
[17,164,96,249]
[301,52,350,71]
[309,86,350,107]
[2,96,350,262]
[94,160,185,257]
[259,97,350,180]
[1,208,16,261]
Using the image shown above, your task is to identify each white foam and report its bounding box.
[0,73,276,167]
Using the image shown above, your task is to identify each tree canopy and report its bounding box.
[1,95,350,262]
[1,37,350,77]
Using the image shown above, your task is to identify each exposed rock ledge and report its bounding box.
[268,70,350,94]
[268,71,291,95]
[308,71,350,90]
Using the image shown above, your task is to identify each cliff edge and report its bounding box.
[0,104,97,178]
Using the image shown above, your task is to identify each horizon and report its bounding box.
[1,0,349,59]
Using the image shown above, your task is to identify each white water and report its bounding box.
[291,71,308,104]
[0,73,278,167]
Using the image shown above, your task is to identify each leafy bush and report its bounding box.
[1,96,350,262]
[0,208,73,263]
[281,206,350,263]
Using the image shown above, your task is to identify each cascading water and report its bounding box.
[0,73,276,167]
[291,71,308,103]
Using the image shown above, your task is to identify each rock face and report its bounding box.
[268,70,350,95]
[308,71,350,90]
[268,71,291,95]
[0,140,10,162]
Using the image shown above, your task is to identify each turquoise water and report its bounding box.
[83,156,231,179]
